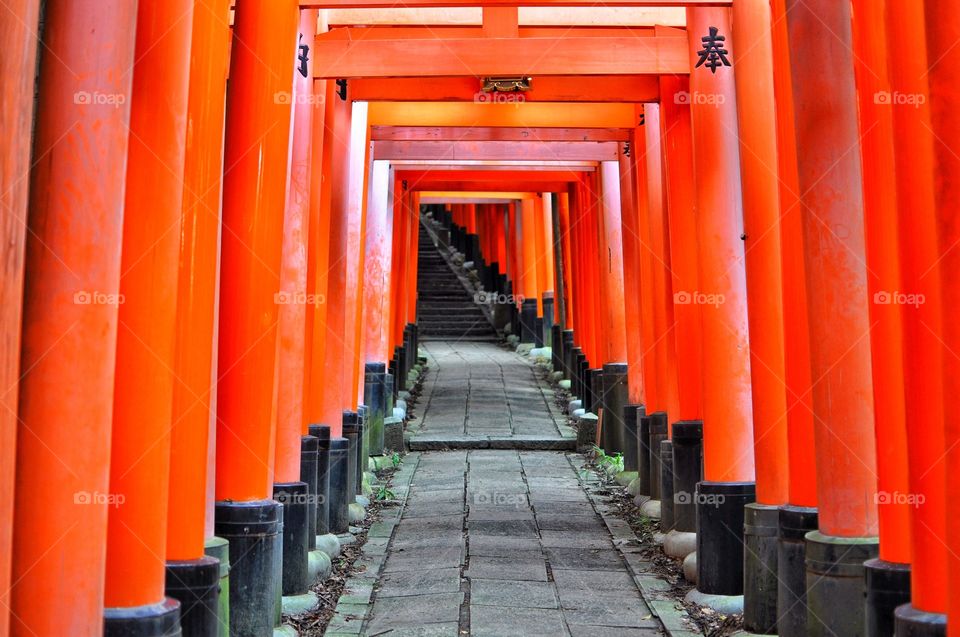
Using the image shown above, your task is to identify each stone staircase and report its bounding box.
[416,220,498,341]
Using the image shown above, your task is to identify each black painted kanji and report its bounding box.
[297,33,310,78]
[695,26,731,74]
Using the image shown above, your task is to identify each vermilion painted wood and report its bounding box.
[618,140,646,405]
[848,0,911,565]
[0,2,38,632]
[632,123,660,413]
[482,6,518,37]
[885,0,947,612]
[533,197,549,313]
[292,0,731,7]
[686,7,754,482]
[786,0,878,537]
[557,194,575,331]
[105,0,194,607]
[374,140,620,162]
[344,103,371,409]
[216,0,298,500]
[731,0,789,505]
[519,198,540,311]
[373,127,631,142]
[368,102,637,128]
[312,31,689,78]
[168,0,232,562]
[360,161,395,367]
[12,1,135,634]
[407,193,421,327]
[642,104,680,427]
[923,2,960,622]
[659,76,702,422]
[275,8,318,484]
[598,162,628,364]
[351,76,660,103]
[769,0,816,509]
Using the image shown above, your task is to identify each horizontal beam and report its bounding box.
[350,76,659,103]
[421,197,518,204]
[368,102,638,127]
[303,0,725,7]
[407,180,570,192]
[397,169,586,181]
[314,31,688,77]
[372,126,630,142]
[391,162,596,171]
[374,140,619,161]
[421,190,541,199]
[325,8,687,27]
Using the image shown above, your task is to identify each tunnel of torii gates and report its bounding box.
[3,0,960,636]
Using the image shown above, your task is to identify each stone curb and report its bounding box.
[570,453,703,637]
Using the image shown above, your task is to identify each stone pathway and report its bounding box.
[407,341,575,450]
[325,341,675,636]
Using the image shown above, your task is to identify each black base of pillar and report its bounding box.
[648,413,668,501]
[805,530,878,637]
[104,599,181,637]
[637,412,652,497]
[623,404,642,472]
[777,505,818,637]
[659,439,675,533]
[600,363,628,454]
[895,604,947,637]
[300,435,319,549]
[520,299,538,344]
[587,368,603,414]
[696,481,756,595]
[562,330,575,379]
[273,482,311,595]
[551,325,563,371]
[164,556,220,637]
[342,411,360,498]
[865,558,911,637]
[328,437,351,534]
[743,503,780,634]
[534,317,544,347]
[364,362,387,456]
[671,420,703,533]
[214,499,280,637]
[308,424,331,535]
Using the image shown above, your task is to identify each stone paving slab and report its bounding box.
[335,340,695,636]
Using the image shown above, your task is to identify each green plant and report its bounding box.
[592,446,625,474]
[391,451,402,468]
[375,485,396,501]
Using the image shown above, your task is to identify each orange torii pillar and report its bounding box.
[849,0,915,632]
[768,1,819,632]
[518,198,541,345]
[166,0,231,633]
[103,1,193,634]
[730,0,791,630]
[556,193,577,380]
[534,194,556,345]
[272,6,318,601]
[343,104,370,407]
[924,2,960,629]
[685,6,756,608]
[786,0,881,632]
[11,3,136,635]
[359,160,394,458]
[658,76,707,563]
[616,137,647,481]
[1,2,39,634]
[884,2,948,633]
[215,1,297,634]
[596,162,630,458]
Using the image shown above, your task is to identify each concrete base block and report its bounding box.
[273,625,298,637]
[685,588,744,615]
[558,379,571,390]
[626,477,642,496]
[664,530,697,558]
[551,371,564,381]
[282,592,318,616]
[640,499,661,519]
[315,534,341,560]
[576,413,598,452]
[384,417,403,452]
[307,550,332,582]
[615,470,638,487]
[517,343,534,355]
[348,503,366,523]
[392,406,405,420]
[568,399,582,412]
[571,408,586,420]
[683,552,698,583]
[651,531,665,545]
[355,494,370,508]
[507,334,519,346]
[529,346,551,360]
[633,493,651,507]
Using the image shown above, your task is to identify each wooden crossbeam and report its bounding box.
[300,0,726,7]
[350,76,659,102]
[374,140,618,161]
[372,126,630,142]
[313,30,689,77]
